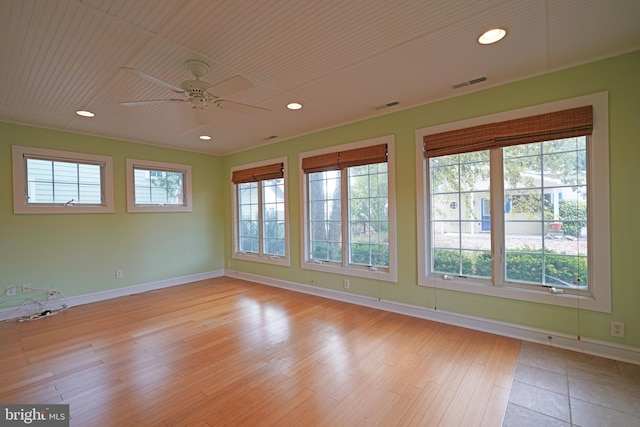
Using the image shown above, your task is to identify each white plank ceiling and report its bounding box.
[1,0,639,155]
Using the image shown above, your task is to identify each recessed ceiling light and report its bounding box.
[199,135,212,140]
[478,28,507,45]
[287,102,303,110]
[75,110,95,117]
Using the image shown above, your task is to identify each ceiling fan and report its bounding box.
[119,60,269,119]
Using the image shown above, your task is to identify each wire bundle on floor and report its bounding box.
[1,287,68,322]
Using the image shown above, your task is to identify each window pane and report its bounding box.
[348,163,389,267]
[504,137,588,288]
[430,151,490,278]
[308,171,342,262]
[133,168,185,206]
[238,182,259,253]
[77,164,102,203]
[26,159,102,205]
[262,178,285,256]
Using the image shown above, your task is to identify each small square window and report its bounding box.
[126,159,192,213]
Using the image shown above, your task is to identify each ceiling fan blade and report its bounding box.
[119,67,185,93]
[208,75,253,98]
[217,100,270,114]
[120,99,186,106]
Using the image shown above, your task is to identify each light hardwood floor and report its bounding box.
[0,277,520,426]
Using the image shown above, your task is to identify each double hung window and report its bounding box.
[232,158,289,266]
[301,136,397,281]
[417,93,610,312]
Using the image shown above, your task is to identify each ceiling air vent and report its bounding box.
[452,76,487,89]
[373,101,399,111]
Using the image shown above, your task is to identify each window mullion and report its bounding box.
[51,161,56,204]
[342,169,349,268]
[490,148,505,286]
[258,181,264,256]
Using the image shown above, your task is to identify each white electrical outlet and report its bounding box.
[22,283,31,293]
[343,279,350,289]
[6,285,17,297]
[116,269,123,279]
[611,321,624,337]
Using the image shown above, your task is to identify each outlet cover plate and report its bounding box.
[611,321,625,337]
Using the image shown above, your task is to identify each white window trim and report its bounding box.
[300,135,398,282]
[231,156,290,267]
[126,158,192,213]
[415,92,611,312]
[12,145,114,214]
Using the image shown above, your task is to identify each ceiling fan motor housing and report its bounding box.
[180,79,211,92]
[180,78,215,109]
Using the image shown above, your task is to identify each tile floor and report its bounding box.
[503,341,640,427]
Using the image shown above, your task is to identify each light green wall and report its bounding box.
[1,51,637,349]
[223,51,640,348]
[0,125,225,301]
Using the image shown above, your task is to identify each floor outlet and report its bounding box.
[611,321,624,337]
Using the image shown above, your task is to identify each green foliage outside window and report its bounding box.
[559,199,587,237]
[433,247,587,288]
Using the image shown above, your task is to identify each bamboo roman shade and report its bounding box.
[302,143,387,173]
[232,162,284,184]
[423,105,593,158]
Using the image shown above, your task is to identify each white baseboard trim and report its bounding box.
[226,269,640,365]
[0,270,224,321]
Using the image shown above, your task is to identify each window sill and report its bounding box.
[233,252,290,267]
[418,276,608,313]
[303,261,396,282]
[127,205,192,213]
[14,205,114,214]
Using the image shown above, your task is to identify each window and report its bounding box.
[301,135,397,281]
[12,146,114,214]
[416,92,610,312]
[126,159,192,213]
[232,158,289,266]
